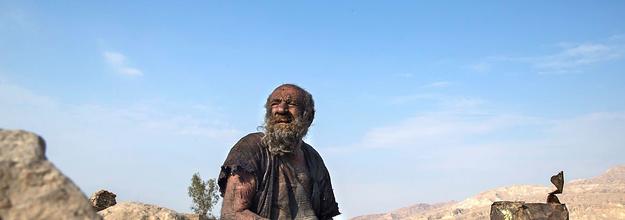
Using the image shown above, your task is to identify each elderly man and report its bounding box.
[218,84,340,220]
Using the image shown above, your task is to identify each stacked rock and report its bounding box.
[90,190,117,211]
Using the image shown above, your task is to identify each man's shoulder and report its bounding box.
[239,132,263,142]
[230,132,264,152]
[301,142,324,161]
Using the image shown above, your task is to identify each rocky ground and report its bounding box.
[2,129,623,220]
[98,201,199,220]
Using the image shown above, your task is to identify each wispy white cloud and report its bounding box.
[330,94,625,216]
[389,93,441,104]
[0,78,240,148]
[325,84,625,217]
[467,62,492,73]
[0,79,238,213]
[351,92,624,152]
[389,93,486,114]
[336,94,499,152]
[358,112,540,149]
[103,51,144,76]
[438,97,486,111]
[545,112,625,149]
[532,43,622,73]
[421,81,452,89]
[468,35,624,74]
[69,103,239,140]
[0,78,58,110]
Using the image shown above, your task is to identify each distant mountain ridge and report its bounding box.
[352,165,625,220]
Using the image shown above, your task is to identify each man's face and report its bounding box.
[262,85,310,155]
[267,86,304,128]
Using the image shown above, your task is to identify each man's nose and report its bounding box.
[276,102,289,113]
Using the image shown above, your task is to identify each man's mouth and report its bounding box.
[273,117,292,124]
[273,115,292,123]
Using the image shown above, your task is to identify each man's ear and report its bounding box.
[305,109,315,126]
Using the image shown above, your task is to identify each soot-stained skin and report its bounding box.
[267,85,305,125]
[221,172,267,220]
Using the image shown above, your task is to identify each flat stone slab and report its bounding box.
[491,201,569,220]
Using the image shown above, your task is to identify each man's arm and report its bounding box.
[220,172,268,220]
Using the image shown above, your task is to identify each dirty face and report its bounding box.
[267,86,305,128]
[262,85,311,156]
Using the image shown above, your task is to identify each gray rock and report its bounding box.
[0,129,101,220]
[491,201,569,220]
[90,190,117,211]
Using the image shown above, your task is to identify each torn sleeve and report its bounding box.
[218,133,263,196]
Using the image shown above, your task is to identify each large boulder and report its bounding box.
[0,129,101,220]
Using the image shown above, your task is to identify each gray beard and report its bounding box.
[261,117,309,156]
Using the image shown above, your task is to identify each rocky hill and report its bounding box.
[352,165,625,220]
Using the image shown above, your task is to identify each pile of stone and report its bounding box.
[490,172,569,220]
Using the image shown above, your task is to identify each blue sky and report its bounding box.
[2,1,625,218]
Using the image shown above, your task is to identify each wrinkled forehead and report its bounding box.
[269,86,305,103]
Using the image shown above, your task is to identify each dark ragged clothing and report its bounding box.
[218,132,340,220]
